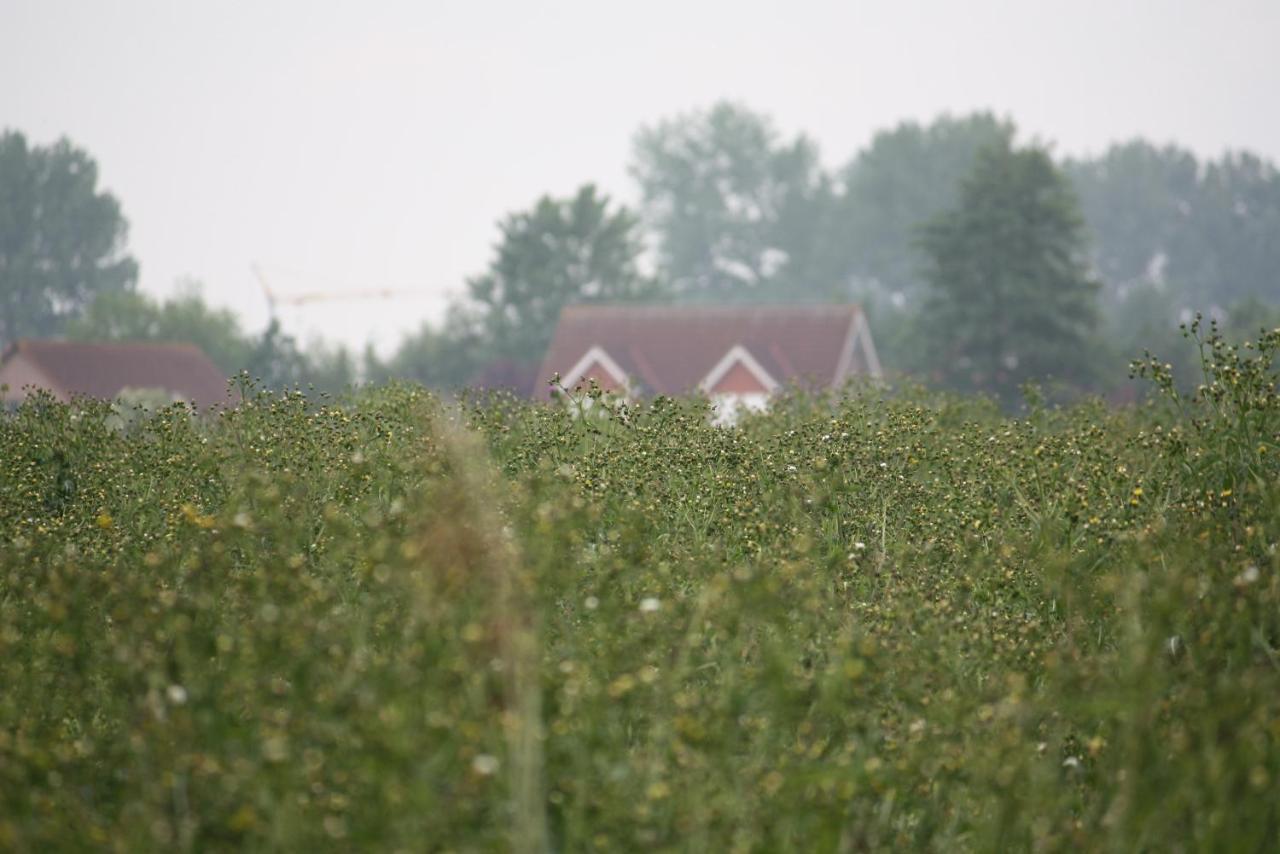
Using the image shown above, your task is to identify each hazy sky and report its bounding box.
[3,0,1278,353]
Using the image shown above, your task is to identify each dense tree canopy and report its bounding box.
[466,184,656,368]
[1067,142,1280,307]
[0,131,138,346]
[385,186,655,391]
[1182,152,1280,305]
[837,113,1015,298]
[919,141,1100,401]
[630,102,833,300]
[1064,141,1198,294]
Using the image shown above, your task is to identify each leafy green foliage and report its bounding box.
[0,130,138,346]
[468,184,657,368]
[919,142,1101,402]
[631,102,834,300]
[1067,141,1280,307]
[1065,141,1199,295]
[3,328,1279,849]
[837,113,1015,298]
[386,185,655,391]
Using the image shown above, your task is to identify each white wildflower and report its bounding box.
[472,754,500,776]
[639,597,661,613]
[584,595,600,610]
[166,684,188,705]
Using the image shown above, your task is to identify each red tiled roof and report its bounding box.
[1,339,231,408]
[534,304,878,400]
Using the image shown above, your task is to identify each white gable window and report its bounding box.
[699,345,778,425]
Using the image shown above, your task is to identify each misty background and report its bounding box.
[2,0,1279,400]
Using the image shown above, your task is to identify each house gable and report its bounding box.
[535,304,880,402]
[0,339,231,408]
[0,351,65,404]
[833,310,882,384]
[710,361,770,394]
[560,346,629,394]
[699,345,779,395]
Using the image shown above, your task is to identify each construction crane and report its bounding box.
[251,263,432,324]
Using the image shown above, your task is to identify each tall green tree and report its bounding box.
[630,101,832,300]
[919,141,1100,402]
[466,184,656,368]
[0,130,138,346]
[837,113,1015,299]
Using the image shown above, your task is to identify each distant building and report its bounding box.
[535,305,881,420]
[467,358,539,397]
[0,339,230,409]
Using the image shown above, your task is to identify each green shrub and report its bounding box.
[1,328,1277,850]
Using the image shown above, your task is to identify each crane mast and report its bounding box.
[252,263,427,324]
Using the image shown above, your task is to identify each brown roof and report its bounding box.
[468,358,539,396]
[1,339,231,408]
[534,304,879,400]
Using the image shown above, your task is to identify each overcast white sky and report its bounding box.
[3,0,1278,354]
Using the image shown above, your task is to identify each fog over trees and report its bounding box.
[390,104,1277,399]
[3,105,1278,401]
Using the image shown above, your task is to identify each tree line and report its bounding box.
[3,105,1278,402]
[0,132,355,393]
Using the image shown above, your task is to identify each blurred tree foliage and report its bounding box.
[627,108,1278,394]
[1064,141,1199,296]
[835,113,1016,300]
[918,141,1100,403]
[384,185,656,391]
[366,304,488,391]
[631,102,835,301]
[1068,142,1280,309]
[8,117,1277,400]
[468,184,656,365]
[0,130,138,347]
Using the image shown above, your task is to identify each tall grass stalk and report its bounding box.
[434,414,549,853]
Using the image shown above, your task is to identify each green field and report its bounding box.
[2,323,1278,851]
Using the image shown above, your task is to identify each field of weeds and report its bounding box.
[2,322,1278,851]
